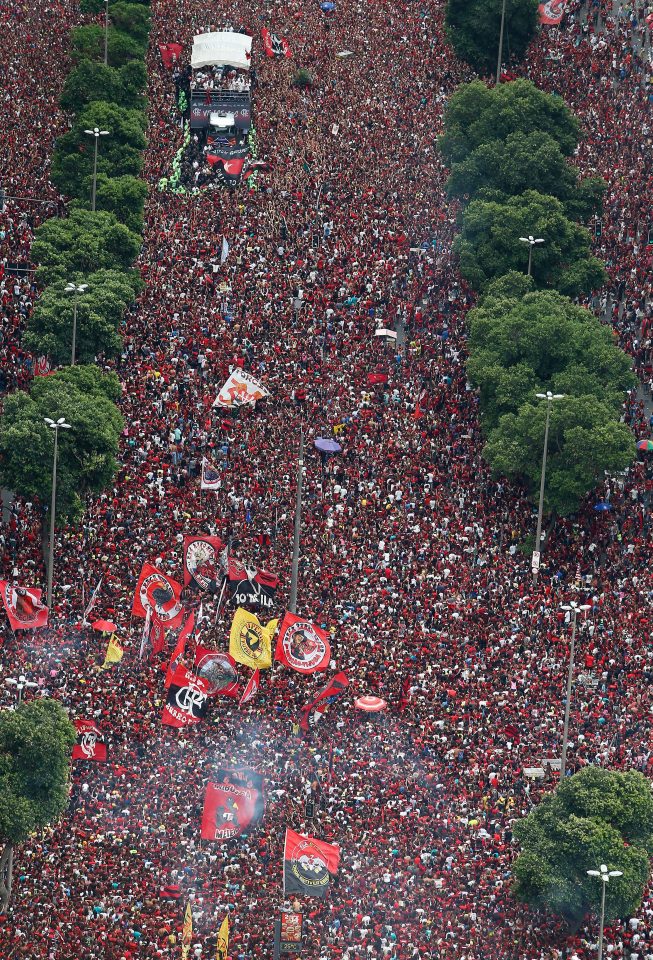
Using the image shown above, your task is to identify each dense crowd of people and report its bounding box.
[1,0,653,957]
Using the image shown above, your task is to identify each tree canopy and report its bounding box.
[23,269,141,365]
[439,80,580,166]
[445,130,606,220]
[0,366,124,521]
[60,59,147,112]
[0,699,76,910]
[453,190,606,296]
[31,209,140,286]
[513,767,653,924]
[71,24,146,67]
[468,285,635,429]
[51,101,146,199]
[483,395,633,515]
[444,0,538,75]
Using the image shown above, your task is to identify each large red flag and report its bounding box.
[132,563,184,628]
[165,612,195,688]
[0,580,48,630]
[201,768,265,840]
[275,612,330,674]
[72,719,107,762]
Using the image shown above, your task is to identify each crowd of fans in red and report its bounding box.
[1,0,653,957]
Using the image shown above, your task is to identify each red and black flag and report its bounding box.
[72,719,107,762]
[275,612,330,674]
[194,645,240,698]
[165,612,195,688]
[183,535,225,591]
[283,829,340,898]
[227,559,278,611]
[261,27,291,58]
[162,665,210,728]
[0,580,48,630]
[201,767,265,841]
[206,144,249,183]
[132,563,184,628]
[299,671,348,731]
[239,668,260,707]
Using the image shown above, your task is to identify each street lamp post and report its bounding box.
[587,865,623,960]
[496,0,507,85]
[44,417,72,609]
[532,391,565,588]
[104,0,109,66]
[519,235,545,277]
[289,428,305,614]
[65,282,89,366]
[5,675,38,706]
[559,601,591,778]
[84,127,109,212]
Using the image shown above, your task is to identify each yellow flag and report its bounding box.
[229,608,278,670]
[216,915,229,960]
[97,634,123,671]
[181,902,193,959]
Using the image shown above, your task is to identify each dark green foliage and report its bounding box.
[31,209,140,286]
[445,0,539,74]
[0,366,124,520]
[514,768,653,923]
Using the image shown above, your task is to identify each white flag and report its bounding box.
[200,457,221,491]
[221,236,229,264]
[82,577,103,626]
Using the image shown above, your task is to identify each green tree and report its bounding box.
[0,699,76,911]
[0,366,124,520]
[439,79,580,166]
[454,189,606,296]
[483,395,633,515]
[108,1,151,44]
[445,0,538,74]
[60,60,147,112]
[468,288,635,428]
[446,130,606,219]
[80,0,150,10]
[51,101,146,199]
[31,209,140,286]
[513,768,653,924]
[71,24,146,67]
[23,269,140,364]
[80,173,147,232]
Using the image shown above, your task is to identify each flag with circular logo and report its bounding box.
[275,612,331,674]
[229,608,278,670]
[283,829,340,898]
[162,665,210,728]
[72,719,107,762]
[132,562,185,628]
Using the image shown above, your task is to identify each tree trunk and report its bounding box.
[0,843,14,913]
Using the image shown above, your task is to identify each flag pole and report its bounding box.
[289,427,304,614]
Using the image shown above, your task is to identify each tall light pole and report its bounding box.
[559,601,590,778]
[103,0,109,66]
[5,675,38,707]
[587,865,623,960]
[289,428,304,614]
[532,391,565,588]
[65,282,89,366]
[44,417,72,609]
[496,0,507,85]
[84,127,109,212]
[519,235,545,277]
